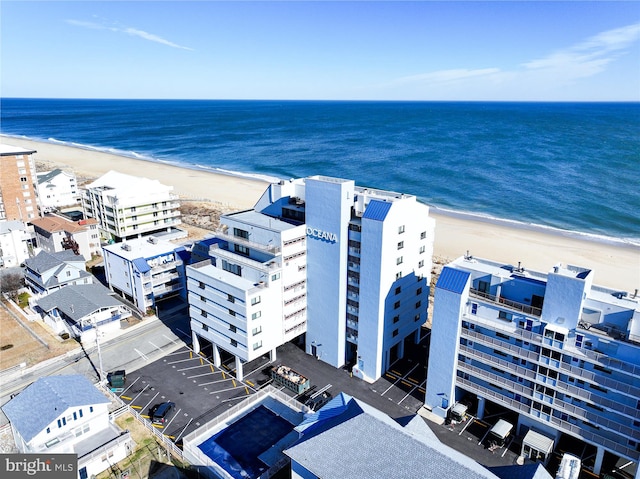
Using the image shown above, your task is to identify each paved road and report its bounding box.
[0,304,191,421]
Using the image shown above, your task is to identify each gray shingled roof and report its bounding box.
[25,250,83,274]
[2,375,109,443]
[0,220,27,234]
[37,168,64,185]
[285,393,501,479]
[37,284,121,321]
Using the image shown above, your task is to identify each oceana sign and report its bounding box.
[306,227,338,243]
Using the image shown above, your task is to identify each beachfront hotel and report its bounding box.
[186,208,308,380]
[81,170,183,242]
[0,143,40,222]
[425,255,640,477]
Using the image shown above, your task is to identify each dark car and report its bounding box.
[150,401,175,424]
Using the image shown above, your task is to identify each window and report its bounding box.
[416,287,422,295]
[20,176,28,183]
[222,260,242,276]
[396,256,403,265]
[252,326,262,335]
[398,225,405,234]
[234,244,250,256]
[252,311,261,320]
[251,296,261,305]
[89,407,94,413]
[229,325,237,333]
[201,309,207,317]
[418,260,424,268]
[397,241,404,250]
[395,286,401,295]
[415,301,421,308]
[229,309,236,316]
[202,324,208,331]
[420,231,426,239]
[392,329,399,337]
[234,228,249,239]
[46,427,51,434]
[271,273,281,281]
[414,313,421,322]
[130,206,136,212]
[394,301,400,309]
[200,295,206,302]
[227,294,235,303]
[393,315,400,323]
[498,311,512,321]
[396,272,402,280]
[231,339,238,347]
[253,341,262,350]
[471,303,478,314]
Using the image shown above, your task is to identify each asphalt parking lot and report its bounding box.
[118,346,256,443]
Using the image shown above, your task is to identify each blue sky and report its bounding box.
[2,1,639,101]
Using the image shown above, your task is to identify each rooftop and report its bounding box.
[36,283,123,321]
[224,209,298,232]
[0,143,37,156]
[103,236,180,260]
[30,215,97,234]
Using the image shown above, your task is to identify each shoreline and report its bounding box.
[2,135,638,292]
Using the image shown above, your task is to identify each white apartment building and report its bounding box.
[187,209,307,380]
[103,236,187,313]
[426,255,640,477]
[0,220,31,268]
[31,214,100,261]
[81,170,182,242]
[254,176,435,383]
[36,168,80,210]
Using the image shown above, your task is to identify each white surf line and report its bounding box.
[134,349,149,361]
[119,376,140,396]
[174,418,193,443]
[148,341,165,354]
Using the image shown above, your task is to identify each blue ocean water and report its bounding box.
[1,98,638,244]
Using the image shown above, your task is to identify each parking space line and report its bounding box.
[131,405,142,409]
[178,364,212,372]
[209,385,250,395]
[163,407,180,431]
[210,364,215,373]
[198,378,236,387]
[246,380,254,387]
[149,341,165,354]
[232,379,236,387]
[175,418,193,443]
[129,383,150,404]
[119,376,140,396]
[167,358,198,365]
[120,396,132,401]
[221,394,254,403]
[187,371,219,379]
[134,349,149,361]
[140,392,160,416]
[165,349,189,357]
[398,387,416,405]
[162,334,181,346]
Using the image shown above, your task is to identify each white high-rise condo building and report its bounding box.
[425,255,640,478]
[187,209,307,380]
[254,176,435,383]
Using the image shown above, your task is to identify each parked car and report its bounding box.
[150,401,175,424]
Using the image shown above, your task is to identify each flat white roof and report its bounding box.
[225,210,297,232]
[522,429,554,454]
[103,237,177,260]
[0,144,37,155]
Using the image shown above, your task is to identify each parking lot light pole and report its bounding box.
[92,318,105,383]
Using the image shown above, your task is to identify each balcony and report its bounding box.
[461,328,539,362]
[459,344,536,380]
[470,289,542,317]
[457,360,534,398]
[214,230,281,254]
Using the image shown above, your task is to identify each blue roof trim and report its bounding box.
[362,200,392,221]
[437,267,470,294]
[132,257,151,273]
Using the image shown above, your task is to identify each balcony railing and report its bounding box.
[215,229,281,254]
[470,289,542,317]
[457,360,534,398]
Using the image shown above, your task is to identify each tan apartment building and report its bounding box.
[0,144,40,221]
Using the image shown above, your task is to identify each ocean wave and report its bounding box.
[429,205,640,248]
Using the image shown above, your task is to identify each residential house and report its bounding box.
[36,168,80,210]
[0,219,30,268]
[31,214,100,261]
[23,249,92,297]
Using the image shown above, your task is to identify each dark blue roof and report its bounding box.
[437,267,470,294]
[362,200,392,221]
[132,257,151,273]
[175,246,190,262]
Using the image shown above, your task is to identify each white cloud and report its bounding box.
[66,19,194,51]
[385,22,640,99]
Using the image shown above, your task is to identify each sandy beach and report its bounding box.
[3,136,639,293]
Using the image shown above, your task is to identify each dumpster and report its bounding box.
[270,365,310,394]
